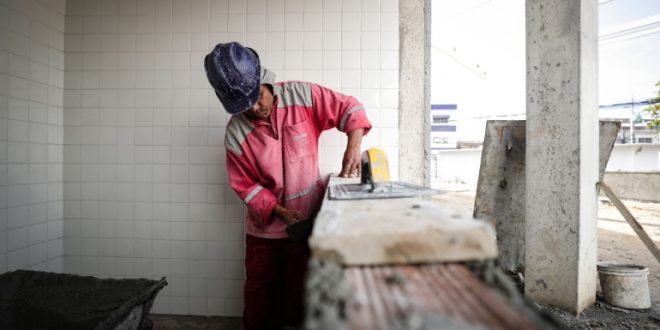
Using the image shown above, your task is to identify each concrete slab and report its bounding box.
[474,120,526,273]
[599,122,620,180]
[309,177,497,266]
[474,120,620,274]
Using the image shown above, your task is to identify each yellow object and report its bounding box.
[330,148,439,199]
[361,148,391,186]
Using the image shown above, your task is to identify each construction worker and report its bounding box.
[204,42,372,330]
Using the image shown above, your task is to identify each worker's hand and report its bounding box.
[281,209,305,225]
[340,145,361,178]
[273,204,306,225]
[340,128,364,178]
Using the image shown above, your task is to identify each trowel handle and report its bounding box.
[360,148,391,193]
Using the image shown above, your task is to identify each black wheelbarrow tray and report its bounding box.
[0,270,167,330]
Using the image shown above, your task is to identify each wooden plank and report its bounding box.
[344,264,538,330]
[309,176,497,266]
[599,181,660,264]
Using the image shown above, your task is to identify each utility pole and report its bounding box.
[630,95,635,144]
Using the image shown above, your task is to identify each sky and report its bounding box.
[431,0,660,141]
[599,0,660,105]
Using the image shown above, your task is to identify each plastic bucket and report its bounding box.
[597,262,651,309]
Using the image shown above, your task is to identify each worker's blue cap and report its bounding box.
[205,42,261,115]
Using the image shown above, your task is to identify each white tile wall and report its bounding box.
[0,0,66,274]
[61,0,399,317]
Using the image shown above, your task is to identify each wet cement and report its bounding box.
[492,260,660,329]
[0,270,167,330]
[304,259,351,330]
[536,301,660,329]
[305,258,559,330]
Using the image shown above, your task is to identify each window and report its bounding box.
[432,115,449,124]
[638,137,653,144]
[433,136,449,144]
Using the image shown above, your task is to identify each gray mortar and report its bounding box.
[304,259,494,330]
[469,260,660,329]
[304,259,351,330]
[303,260,442,330]
[535,301,660,329]
[467,260,563,329]
[303,258,644,329]
[305,259,562,330]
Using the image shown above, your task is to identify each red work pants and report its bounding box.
[243,234,310,330]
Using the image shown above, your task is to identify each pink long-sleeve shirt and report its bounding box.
[225,81,372,239]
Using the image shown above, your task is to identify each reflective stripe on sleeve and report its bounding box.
[284,176,323,201]
[244,185,263,204]
[225,114,255,156]
[275,82,312,107]
[339,106,365,132]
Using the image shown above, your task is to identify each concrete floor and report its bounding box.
[597,198,660,307]
[150,314,242,330]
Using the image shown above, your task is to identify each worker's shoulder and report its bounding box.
[274,81,318,107]
[224,114,254,156]
[274,80,315,88]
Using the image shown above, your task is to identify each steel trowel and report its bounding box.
[329,148,440,200]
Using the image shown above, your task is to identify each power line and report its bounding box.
[431,46,487,80]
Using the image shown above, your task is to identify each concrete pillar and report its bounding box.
[525,0,599,314]
[399,0,431,186]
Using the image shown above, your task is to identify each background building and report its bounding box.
[599,101,660,144]
[430,104,457,150]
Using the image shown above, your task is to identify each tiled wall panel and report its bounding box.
[0,0,66,274]
[63,0,398,316]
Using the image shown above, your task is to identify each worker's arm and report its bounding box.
[309,84,372,177]
[227,150,306,225]
[309,84,372,135]
[226,150,278,226]
[339,128,364,178]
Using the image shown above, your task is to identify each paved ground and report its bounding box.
[597,198,660,306]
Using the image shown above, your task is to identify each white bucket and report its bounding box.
[597,262,651,310]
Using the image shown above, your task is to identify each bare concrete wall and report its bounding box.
[608,144,660,171]
[432,144,660,187]
[603,172,660,202]
[399,0,430,186]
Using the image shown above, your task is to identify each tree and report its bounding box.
[645,81,660,128]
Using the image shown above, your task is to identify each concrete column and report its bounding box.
[525,0,599,314]
[399,0,431,186]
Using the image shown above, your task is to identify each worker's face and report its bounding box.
[244,85,274,121]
